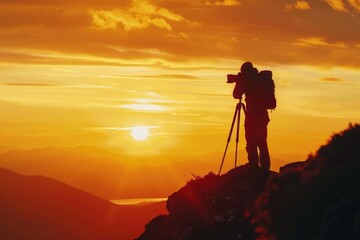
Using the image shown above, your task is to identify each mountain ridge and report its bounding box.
[0,167,167,240]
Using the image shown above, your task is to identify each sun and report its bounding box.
[130,126,150,141]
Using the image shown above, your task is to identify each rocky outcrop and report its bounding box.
[138,124,360,240]
[138,166,276,240]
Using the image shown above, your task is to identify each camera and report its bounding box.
[227,73,243,83]
[227,67,259,84]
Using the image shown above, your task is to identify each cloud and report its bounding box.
[90,0,186,31]
[64,84,117,89]
[2,82,116,90]
[93,126,160,131]
[324,0,360,12]
[159,120,223,126]
[140,74,199,80]
[348,0,360,11]
[285,1,311,10]
[118,103,169,111]
[172,111,200,117]
[320,77,345,82]
[295,37,346,48]
[206,0,241,6]
[3,83,57,87]
[1,0,360,67]
[324,0,348,12]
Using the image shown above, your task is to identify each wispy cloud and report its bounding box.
[348,0,360,11]
[92,126,161,131]
[294,37,346,48]
[3,83,57,87]
[159,121,223,126]
[140,74,199,80]
[285,1,311,10]
[1,0,360,67]
[324,0,360,12]
[119,103,169,112]
[320,77,345,82]
[172,111,200,117]
[324,0,348,12]
[64,84,117,89]
[206,0,241,6]
[90,0,187,31]
[104,97,176,105]
[2,82,117,89]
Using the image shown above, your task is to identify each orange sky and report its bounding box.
[0,0,360,174]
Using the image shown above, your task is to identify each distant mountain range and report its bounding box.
[0,145,19,155]
[0,167,167,240]
[0,146,224,199]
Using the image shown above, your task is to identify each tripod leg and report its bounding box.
[235,104,241,167]
[218,105,239,175]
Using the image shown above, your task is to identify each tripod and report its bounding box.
[218,100,246,175]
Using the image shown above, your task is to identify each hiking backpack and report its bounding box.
[258,70,277,110]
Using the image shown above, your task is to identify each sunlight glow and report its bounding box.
[120,103,168,111]
[131,126,150,141]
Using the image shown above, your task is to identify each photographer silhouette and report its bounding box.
[232,62,273,170]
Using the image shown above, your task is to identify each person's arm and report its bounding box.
[233,82,245,99]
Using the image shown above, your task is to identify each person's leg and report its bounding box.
[259,141,270,170]
[245,118,259,167]
[259,120,270,170]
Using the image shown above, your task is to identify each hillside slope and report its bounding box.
[0,168,166,240]
[256,123,360,240]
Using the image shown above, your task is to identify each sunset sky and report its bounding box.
[1,0,360,172]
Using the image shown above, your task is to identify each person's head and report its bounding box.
[240,61,257,80]
[240,61,254,75]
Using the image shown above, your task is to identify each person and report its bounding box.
[232,61,271,170]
